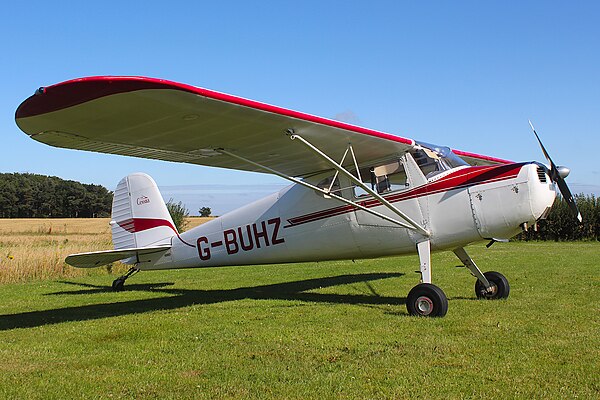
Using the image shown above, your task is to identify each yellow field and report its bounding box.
[0,218,211,283]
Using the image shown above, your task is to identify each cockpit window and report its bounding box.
[353,160,408,197]
[413,141,468,177]
[351,141,467,198]
[373,161,408,193]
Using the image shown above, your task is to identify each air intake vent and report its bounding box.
[537,167,547,183]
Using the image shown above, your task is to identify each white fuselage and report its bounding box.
[144,162,556,271]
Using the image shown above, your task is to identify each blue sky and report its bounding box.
[2,1,599,214]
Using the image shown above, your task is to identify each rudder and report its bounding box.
[111,173,177,250]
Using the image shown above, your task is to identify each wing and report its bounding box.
[15,76,509,177]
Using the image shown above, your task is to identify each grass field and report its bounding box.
[0,218,210,283]
[0,220,598,399]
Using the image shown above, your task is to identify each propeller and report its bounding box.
[529,120,582,223]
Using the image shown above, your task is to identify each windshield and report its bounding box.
[413,141,468,177]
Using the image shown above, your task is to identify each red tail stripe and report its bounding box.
[116,218,195,248]
[117,218,176,234]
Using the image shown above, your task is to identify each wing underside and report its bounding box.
[15,76,510,177]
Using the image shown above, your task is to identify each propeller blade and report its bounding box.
[529,120,582,223]
[529,120,560,181]
[555,176,583,223]
[529,121,552,164]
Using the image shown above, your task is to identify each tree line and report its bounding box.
[518,194,599,241]
[0,172,597,241]
[0,173,113,218]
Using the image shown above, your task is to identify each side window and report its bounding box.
[374,161,407,193]
[352,167,373,198]
[353,160,408,198]
[412,149,443,177]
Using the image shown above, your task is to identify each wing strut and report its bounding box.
[217,149,416,230]
[324,143,362,195]
[288,133,429,236]
[217,136,429,236]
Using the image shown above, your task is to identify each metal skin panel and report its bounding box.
[111,176,137,249]
[468,164,556,239]
[164,182,365,270]
[139,162,555,271]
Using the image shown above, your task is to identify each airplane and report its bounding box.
[14,76,581,317]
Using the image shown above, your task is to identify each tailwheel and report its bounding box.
[475,271,510,300]
[111,267,139,292]
[406,283,448,317]
[112,277,126,291]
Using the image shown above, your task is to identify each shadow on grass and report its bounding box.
[0,273,405,331]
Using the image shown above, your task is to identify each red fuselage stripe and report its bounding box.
[286,163,525,227]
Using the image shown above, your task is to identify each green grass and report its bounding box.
[0,242,598,399]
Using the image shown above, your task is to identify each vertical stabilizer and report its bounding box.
[111,173,177,250]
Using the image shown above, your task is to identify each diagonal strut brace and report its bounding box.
[289,133,429,236]
[217,149,419,231]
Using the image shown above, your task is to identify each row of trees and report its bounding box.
[518,194,600,241]
[165,202,212,232]
[0,173,113,218]
[0,173,597,241]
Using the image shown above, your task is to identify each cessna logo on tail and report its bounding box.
[136,196,150,205]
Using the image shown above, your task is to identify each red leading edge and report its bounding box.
[15,76,511,165]
[15,76,412,144]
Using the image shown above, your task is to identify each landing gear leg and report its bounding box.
[417,240,431,284]
[453,247,510,299]
[406,240,448,317]
[112,266,140,292]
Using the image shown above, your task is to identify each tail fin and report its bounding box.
[111,173,177,250]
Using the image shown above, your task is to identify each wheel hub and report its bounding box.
[415,296,434,315]
[483,283,498,298]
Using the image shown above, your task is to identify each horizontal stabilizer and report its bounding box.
[66,245,171,268]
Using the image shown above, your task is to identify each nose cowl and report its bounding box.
[527,164,557,221]
[467,163,554,239]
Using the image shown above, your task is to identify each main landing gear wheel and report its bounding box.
[406,283,448,317]
[475,271,510,300]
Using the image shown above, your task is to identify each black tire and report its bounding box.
[475,271,509,299]
[112,277,125,292]
[406,283,448,317]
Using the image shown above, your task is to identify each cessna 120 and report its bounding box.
[15,76,581,317]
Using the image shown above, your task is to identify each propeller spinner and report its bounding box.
[529,120,582,223]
